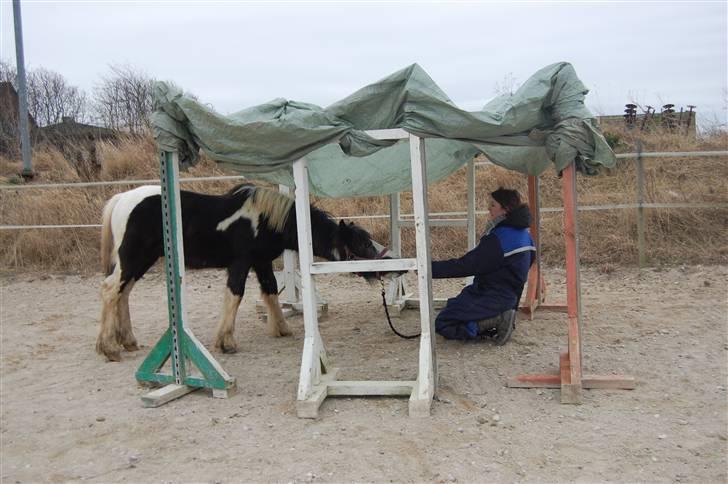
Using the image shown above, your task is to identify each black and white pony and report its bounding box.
[97,183,386,362]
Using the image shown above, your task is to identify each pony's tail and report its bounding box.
[100,194,121,276]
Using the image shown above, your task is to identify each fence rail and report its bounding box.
[2,150,725,192]
[2,150,727,244]
[0,174,248,191]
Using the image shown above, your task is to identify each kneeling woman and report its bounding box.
[432,187,535,344]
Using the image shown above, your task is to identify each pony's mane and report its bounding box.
[232,184,294,233]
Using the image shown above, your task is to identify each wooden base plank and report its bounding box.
[519,304,568,315]
[257,304,328,323]
[408,393,433,418]
[296,386,327,419]
[508,374,636,390]
[296,369,338,419]
[327,380,415,396]
[286,302,328,315]
[296,371,420,418]
[141,384,197,408]
[581,375,637,390]
[212,385,238,399]
[508,374,561,388]
[405,298,447,311]
[136,328,235,408]
[385,300,407,317]
[256,301,328,313]
[561,384,582,404]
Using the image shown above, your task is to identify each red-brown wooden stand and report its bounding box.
[519,175,565,319]
[509,164,635,403]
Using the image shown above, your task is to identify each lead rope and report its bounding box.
[380,278,420,339]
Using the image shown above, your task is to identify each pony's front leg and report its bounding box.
[254,260,291,337]
[214,260,251,353]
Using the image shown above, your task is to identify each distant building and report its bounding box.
[1,82,122,177]
[39,117,122,179]
[39,116,118,144]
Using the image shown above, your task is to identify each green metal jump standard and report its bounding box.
[135,151,236,407]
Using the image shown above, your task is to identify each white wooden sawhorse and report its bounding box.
[386,159,477,314]
[294,129,436,418]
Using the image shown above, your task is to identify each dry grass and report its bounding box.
[1,127,726,273]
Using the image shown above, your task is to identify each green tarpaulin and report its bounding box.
[152,62,615,198]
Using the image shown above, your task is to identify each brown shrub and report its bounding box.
[1,129,726,272]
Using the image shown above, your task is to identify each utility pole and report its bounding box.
[13,0,34,179]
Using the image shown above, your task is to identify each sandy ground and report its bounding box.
[1,265,726,483]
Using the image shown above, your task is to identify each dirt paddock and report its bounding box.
[1,265,726,483]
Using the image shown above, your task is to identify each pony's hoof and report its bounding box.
[269,320,292,337]
[100,347,122,362]
[215,337,238,354]
[123,341,140,351]
[105,351,122,362]
[97,341,122,362]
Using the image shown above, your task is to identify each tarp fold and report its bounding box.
[152,62,615,197]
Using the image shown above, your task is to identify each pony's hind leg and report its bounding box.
[97,270,124,361]
[214,288,242,353]
[254,260,291,337]
[261,292,290,337]
[116,279,139,351]
[214,259,251,353]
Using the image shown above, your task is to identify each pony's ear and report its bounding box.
[339,220,347,228]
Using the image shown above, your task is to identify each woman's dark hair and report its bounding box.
[490,187,522,213]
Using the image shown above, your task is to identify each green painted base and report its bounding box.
[135,327,236,391]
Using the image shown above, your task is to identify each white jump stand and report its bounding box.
[256,185,328,321]
[255,258,329,320]
[294,130,436,418]
[386,159,477,314]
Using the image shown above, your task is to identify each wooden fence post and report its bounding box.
[636,142,646,268]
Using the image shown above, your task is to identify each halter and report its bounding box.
[354,245,421,340]
[339,237,420,339]
[344,245,390,262]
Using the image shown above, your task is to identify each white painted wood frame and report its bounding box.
[278,185,299,306]
[294,130,436,418]
[386,158,477,311]
[293,157,330,412]
[256,185,327,321]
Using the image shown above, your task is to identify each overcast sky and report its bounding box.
[1,1,726,129]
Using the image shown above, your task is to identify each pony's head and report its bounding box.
[336,220,404,282]
[305,208,403,282]
[336,220,380,261]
